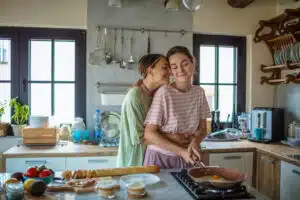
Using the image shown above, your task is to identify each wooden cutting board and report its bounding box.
[47,177,120,194]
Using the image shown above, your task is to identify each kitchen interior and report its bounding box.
[0,0,300,199]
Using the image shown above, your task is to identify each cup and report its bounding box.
[255,128,265,141]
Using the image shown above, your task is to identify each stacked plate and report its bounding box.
[101,111,121,142]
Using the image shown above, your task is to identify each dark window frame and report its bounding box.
[193,34,246,117]
[0,27,86,121]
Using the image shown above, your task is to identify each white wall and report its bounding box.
[0,0,87,29]
[193,0,278,111]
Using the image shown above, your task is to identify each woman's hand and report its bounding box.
[188,138,202,162]
[163,133,194,148]
[179,149,195,165]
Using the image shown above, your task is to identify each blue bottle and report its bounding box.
[94,108,103,143]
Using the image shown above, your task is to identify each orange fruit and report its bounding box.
[24,179,36,192]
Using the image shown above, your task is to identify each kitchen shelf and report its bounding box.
[261,62,300,73]
[254,7,300,85]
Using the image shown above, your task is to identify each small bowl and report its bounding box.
[23,174,54,185]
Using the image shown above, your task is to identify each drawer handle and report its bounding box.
[88,159,109,163]
[25,160,47,165]
[292,169,300,176]
[224,156,242,160]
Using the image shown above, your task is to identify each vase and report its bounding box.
[11,124,27,137]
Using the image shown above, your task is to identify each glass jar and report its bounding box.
[95,179,117,199]
[5,182,24,200]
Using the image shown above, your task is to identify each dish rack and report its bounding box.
[22,127,58,146]
[254,7,300,85]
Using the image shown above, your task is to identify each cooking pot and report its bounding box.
[188,163,248,189]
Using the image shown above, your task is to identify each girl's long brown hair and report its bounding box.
[133,54,166,87]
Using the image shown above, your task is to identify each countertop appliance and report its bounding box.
[170,169,255,199]
[248,107,284,143]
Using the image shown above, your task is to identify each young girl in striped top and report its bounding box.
[143,46,211,169]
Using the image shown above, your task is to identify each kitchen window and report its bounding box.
[0,27,86,123]
[193,34,246,122]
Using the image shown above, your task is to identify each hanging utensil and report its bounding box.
[147,31,151,54]
[120,29,128,69]
[112,28,118,64]
[182,0,202,12]
[127,32,135,64]
[104,28,112,64]
[89,26,103,66]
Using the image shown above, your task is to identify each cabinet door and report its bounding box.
[209,152,253,186]
[280,161,300,200]
[256,152,280,200]
[66,156,117,170]
[5,157,66,173]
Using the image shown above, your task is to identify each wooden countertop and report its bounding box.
[2,140,300,167]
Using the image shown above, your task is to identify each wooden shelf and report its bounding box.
[255,7,300,85]
[261,62,300,72]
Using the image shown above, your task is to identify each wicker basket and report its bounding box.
[22,127,58,145]
[0,123,9,137]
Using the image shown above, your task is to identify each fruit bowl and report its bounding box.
[23,174,54,185]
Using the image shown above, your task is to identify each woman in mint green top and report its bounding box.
[116,54,170,167]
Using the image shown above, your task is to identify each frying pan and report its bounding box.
[188,163,248,189]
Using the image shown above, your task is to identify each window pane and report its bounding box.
[218,86,236,122]
[54,40,75,81]
[30,40,51,81]
[30,83,51,116]
[200,85,215,111]
[219,46,235,83]
[199,45,215,83]
[54,83,75,123]
[0,39,11,80]
[0,83,11,122]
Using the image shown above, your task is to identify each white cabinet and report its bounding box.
[66,156,117,170]
[209,152,253,186]
[280,161,300,200]
[6,157,66,173]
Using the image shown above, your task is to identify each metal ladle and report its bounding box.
[104,28,112,64]
[112,28,118,64]
[127,34,135,64]
[120,29,128,69]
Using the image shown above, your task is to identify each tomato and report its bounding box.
[38,169,52,178]
[27,167,38,177]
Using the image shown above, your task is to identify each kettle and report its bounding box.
[59,124,72,141]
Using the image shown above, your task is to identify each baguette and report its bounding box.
[62,165,160,179]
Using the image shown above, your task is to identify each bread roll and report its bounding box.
[63,165,160,179]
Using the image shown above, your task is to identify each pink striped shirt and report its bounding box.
[144,84,211,155]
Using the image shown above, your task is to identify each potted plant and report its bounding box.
[10,97,30,136]
[0,100,9,136]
